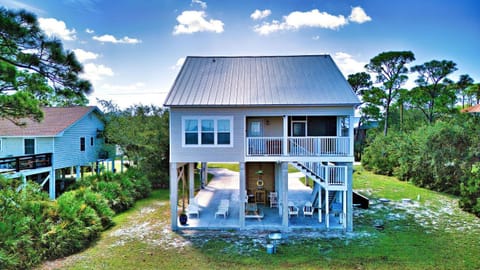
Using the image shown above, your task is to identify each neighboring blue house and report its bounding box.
[164,55,360,232]
[0,106,108,199]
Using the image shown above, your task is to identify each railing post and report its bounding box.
[349,115,354,156]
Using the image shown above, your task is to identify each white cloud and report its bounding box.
[170,57,186,70]
[85,28,95,34]
[250,9,271,20]
[348,7,372,24]
[191,0,207,9]
[72,49,99,63]
[92,34,142,44]
[332,52,367,77]
[253,9,348,35]
[81,63,114,82]
[312,35,320,40]
[0,0,45,15]
[38,18,76,41]
[173,10,224,35]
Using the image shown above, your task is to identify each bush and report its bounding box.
[362,131,403,176]
[0,169,151,269]
[460,165,480,217]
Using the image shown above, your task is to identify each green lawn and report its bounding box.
[38,167,480,270]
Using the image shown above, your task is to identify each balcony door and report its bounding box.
[249,120,263,137]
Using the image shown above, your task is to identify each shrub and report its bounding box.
[362,131,403,176]
[460,165,480,217]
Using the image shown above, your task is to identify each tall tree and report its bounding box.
[365,51,415,135]
[408,60,457,123]
[0,8,91,124]
[465,83,480,106]
[456,74,474,108]
[347,72,372,96]
[98,100,170,188]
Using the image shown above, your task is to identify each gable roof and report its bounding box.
[164,55,360,107]
[461,104,480,113]
[0,106,102,137]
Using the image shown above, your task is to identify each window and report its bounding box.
[183,117,232,146]
[217,119,231,145]
[24,139,35,155]
[80,137,85,152]
[341,117,350,137]
[185,119,198,145]
[90,137,94,146]
[0,139,2,152]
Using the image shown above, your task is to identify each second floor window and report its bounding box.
[183,117,232,146]
[24,139,35,155]
[80,137,86,152]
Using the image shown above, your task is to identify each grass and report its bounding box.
[38,166,480,270]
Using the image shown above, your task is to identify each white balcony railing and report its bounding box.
[246,136,351,157]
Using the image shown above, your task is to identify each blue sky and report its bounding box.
[1,0,479,108]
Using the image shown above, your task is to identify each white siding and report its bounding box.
[53,112,105,169]
[170,106,355,163]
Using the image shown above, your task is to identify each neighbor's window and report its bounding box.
[183,117,232,146]
[80,137,86,152]
[24,139,35,155]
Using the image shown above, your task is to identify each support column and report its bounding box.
[319,187,322,223]
[49,168,55,199]
[170,162,179,230]
[112,159,116,173]
[120,156,124,173]
[346,162,353,232]
[201,162,207,188]
[283,116,288,156]
[239,162,246,229]
[281,162,289,230]
[326,188,330,229]
[188,163,194,202]
[75,165,81,180]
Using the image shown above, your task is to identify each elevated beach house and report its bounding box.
[164,55,360,231]
[0,106,109,199]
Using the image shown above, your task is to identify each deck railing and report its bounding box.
[246,136,350,157]
[301,162,347,186]
[0,153,52,173]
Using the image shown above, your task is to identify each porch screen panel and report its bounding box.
[201,120,214,145]
[185,120,198,145]
[217,119,231,145]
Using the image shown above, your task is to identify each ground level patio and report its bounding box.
[178,167,343,230]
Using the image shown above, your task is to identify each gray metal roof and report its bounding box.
[164,55,360,107]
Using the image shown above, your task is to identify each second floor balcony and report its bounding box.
[246,136,351,158]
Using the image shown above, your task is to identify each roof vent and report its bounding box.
[212,59,216,63]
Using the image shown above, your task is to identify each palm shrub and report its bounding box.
[46,190,103,258]
[0,178,54,269]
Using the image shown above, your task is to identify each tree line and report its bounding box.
[350,51,480,217]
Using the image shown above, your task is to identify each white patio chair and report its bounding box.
[269,192,278,208]
[303,201,314,217]
[288,201,299,218]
